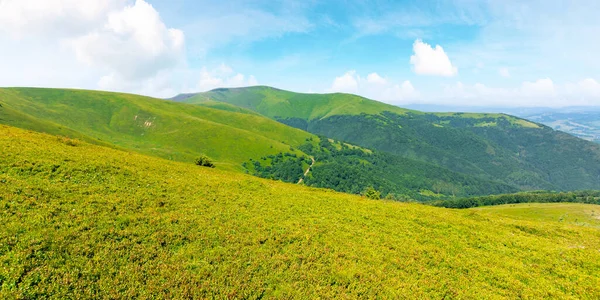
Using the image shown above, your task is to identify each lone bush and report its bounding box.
[194,155,215,168]
[57,136,79,147]
[363,187,381,200]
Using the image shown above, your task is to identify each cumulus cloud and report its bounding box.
[366,72,388,85]
[380,81,419,103]
[571,78,600,97]
[410,39,457,77]
[98,69,179,98]
[0,0,271,98]
[329,70,360,93]
[197,65,258,91]
[327,71,419,104]
[69,0,184,82]
[0,0,124,37]
[499,67,510,78]
[0,0,187,97]
[521,78,555,97]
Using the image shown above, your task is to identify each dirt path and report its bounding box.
[297,156,315,184]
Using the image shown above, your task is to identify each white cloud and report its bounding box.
[329,70,360,93]
[410,39,457,77]
[521,78,555,97]
[575,78,600,97]
[0,0,125,37]
[69,0,184,82]
[327,71,419,104]
[197,65,258,92]
[0,0,188,97]
[366,73,388,85]
[98,69,178,98]
[380,81,420,103]
[499,67,510,78]
[562,78,600,105]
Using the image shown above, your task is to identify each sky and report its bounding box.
[1,0,600,107]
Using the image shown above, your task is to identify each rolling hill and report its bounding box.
[177,86,600,191]
[2,124,599,298]
[0,87,314,171]
[0,87,518,199]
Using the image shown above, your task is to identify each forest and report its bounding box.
[244,137,517,201]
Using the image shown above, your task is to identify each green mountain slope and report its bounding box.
[179,87,600,191]
[0,88,314,171]
[259,137,518,199]
[2,125,600,298]
[0,87,517,199]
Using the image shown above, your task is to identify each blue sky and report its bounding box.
[1,0,600,107]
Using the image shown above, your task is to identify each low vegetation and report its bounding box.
[2,125,600,298]
[194,155,215,168]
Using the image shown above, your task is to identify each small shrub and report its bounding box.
[363,187,381,200]
[194,155,215,168]
[57,136,79,147]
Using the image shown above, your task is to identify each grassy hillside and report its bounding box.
[473,203,600,228]
[0,87,518,199]
[179,87,600,191]
[0,88,314,171]
[1,125,600,298]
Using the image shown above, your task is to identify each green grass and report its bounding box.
[473,203,600,228]
[0,88,315,171]
[1,124,600,298]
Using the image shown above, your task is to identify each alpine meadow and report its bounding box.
[2,126,600,298]
[2,0,600,298]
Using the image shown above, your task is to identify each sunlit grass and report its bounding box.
[473,203,600,228]
[1,125,599,298]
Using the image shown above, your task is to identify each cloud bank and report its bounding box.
[437,78,600,107]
